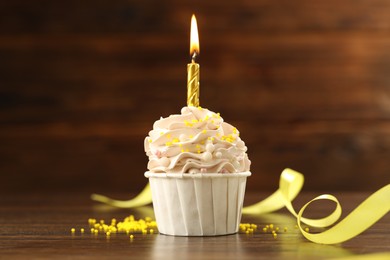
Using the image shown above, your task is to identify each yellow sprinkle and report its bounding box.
[192,119,198,123]
[189,135,193,138]
[263,227,267,232]
[195,144,200,148]
[100,220,105,224]
[294,225,298,229]
[165,142,172,146]
[149,229,154,234]
[172,138,179,143]
[130,235,134,239]
[275,227,280,231]
[80,228,85,233]
[148,138,152,143]
[273,233,278,239]
[200,141,205,145]
[245,230,250,234]
[106,232,111,236]
[284,227,288,232]
[181,149,185,153]
[90,228,94,233]
[269,224,274,229]
[197,150,201,154]
[71,228,75,233]
[202,129,207,134]
[305,227,310,232]
[145,217,152,222]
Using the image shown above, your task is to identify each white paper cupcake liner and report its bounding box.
[144,172,251,236]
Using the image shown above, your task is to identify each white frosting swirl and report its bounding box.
[144,106,251,174]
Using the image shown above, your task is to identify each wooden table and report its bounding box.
[1,192,389,259]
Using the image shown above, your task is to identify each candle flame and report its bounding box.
[190,14,199,60]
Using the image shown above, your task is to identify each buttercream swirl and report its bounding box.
[144,106,251,174]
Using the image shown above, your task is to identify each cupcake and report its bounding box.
[144,106,251,236]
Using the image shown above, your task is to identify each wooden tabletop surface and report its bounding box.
[0,191,389,259]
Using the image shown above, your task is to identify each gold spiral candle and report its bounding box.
[187,14,200,107]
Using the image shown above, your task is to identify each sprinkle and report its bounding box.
[273,233,278,239]
[189,135,193,139]
[106,232,111,236]
[149,229,154,234]
[165,142,172,147]
[148,139,152,143]
[202,129,207,134]
[166,134,171,139]
[80,228,85,233]
[269,224,274,229]
[184,120,193,127]
[284,227,288,232]
[172,138,180,143]
[305,227,310,232]
[71,228,75,233]
[130,235,134,239]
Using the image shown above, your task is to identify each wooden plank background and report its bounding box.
[1,0,390,193]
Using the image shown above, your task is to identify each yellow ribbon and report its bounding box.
[91,168,390,245]
[91,184,152,208]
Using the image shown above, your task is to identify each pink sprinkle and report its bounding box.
[220,168,228,174]
[154,150,162,158]
[200,168,207,173]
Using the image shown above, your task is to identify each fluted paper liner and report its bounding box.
[144,172,251,236]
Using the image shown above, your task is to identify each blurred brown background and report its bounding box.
[1,0,390,194]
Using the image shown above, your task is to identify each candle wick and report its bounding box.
[191,52,198,63]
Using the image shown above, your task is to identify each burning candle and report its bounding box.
[187,14,200,107]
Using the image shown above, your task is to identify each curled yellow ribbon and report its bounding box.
[91,168,390,244]
[91,184,152,208]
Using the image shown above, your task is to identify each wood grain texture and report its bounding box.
[0,192,389,259]
[1,1,390,192]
